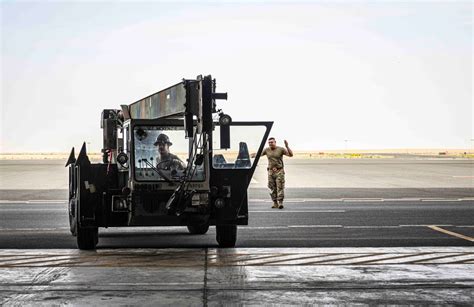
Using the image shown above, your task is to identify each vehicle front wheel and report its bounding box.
[77,225,98,250]
[216,224,237,247]
[187,223,210,235]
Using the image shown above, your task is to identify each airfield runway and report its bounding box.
[0,158,473,304]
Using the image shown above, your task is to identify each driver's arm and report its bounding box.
[173,156,186,170]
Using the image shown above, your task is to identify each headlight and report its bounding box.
[112,196,128,212]
[219,114,232,126]
[117,152,128,166]
[214,198,225,209]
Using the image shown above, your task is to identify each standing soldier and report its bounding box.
[259,137,293,209]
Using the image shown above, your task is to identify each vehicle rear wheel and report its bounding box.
[68,198,77,236]
[69,214,77,237]
[216,224,237,247]
[187,223,210,235]
[77,225,98,250]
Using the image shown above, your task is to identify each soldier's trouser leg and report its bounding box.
[276,170,285,203]
[268,172,278,202]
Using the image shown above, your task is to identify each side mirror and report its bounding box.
[220,125,230,149]
[218,113,231,149]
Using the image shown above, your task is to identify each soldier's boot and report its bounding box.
[272,202,279,209]
[278,201,284,209]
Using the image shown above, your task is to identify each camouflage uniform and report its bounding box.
[268,168,285,203]
[261,147,287,205]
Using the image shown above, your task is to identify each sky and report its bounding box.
[1,1,472,152]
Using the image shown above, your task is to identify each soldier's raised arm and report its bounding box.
[283,140,293,157]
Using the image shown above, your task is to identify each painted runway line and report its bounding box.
[0,249,473,267]
[428,225,474,242]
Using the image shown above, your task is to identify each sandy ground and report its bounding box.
[1,148,472,160]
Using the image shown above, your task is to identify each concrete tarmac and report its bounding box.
[1,158,472,189]
[1,248,473,305]
[1,199,474,248]
[0,158,473,304]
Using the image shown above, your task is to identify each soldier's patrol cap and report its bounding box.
[154,133,172,146]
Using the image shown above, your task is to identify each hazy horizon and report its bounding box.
[0,147,471,155]
[1,2,472,153]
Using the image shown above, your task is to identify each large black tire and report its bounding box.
[187,223,210,235]
[68,198,77,236]
[77,226,98,250]
[69,214,77,237]
[216,224,237,247]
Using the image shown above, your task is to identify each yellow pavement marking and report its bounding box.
[1,250,474,267]
[250,253,348,266]
[447,257,474,264]
[428,225,474,242]
[409,253,471,264]
[304,253,380,265]
[350,252,432,265]
[208,253,288,265]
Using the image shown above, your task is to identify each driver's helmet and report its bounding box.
[154,133,172,146]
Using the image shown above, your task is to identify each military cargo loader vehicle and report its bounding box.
[66,75,272,249]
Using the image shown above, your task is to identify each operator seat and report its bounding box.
[213,154,227,168]
[234,142,251,168]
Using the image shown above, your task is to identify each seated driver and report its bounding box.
[154,133,186,170]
